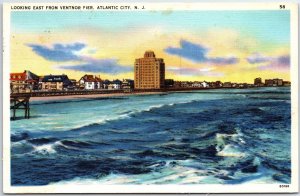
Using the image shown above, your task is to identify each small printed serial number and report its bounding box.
[279,184,289,188]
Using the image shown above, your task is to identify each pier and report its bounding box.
[10,95,31,120]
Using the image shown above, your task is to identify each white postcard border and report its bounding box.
[2,2,299,193]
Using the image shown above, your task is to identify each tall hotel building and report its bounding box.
[134,51,165,89]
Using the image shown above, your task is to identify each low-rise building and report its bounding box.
[254,77,263,86]
[273,78,283,86]
[173,81,182,88]
[10,70,39,93]
[165,79,174,88]
[103,80,111,89]
[181,81,193,88]
[108,79,122,89]
[283,81,291,86]
[223,82,232,88]
[232,83,238,88]
[238,83,248,88]
[192,81,202,88]
[210,81,223,88]
[79,75,103,90]
[201,81,209,88]
[265,78,283,87]
[122,79,134,89]
[42,74,72,91]
[265,79,274,86]
[70,79,79,90]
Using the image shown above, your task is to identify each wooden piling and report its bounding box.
[10,95,31,120]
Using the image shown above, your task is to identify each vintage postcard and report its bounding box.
[2,2,299,193]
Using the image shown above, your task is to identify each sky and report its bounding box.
[10,10,290,82]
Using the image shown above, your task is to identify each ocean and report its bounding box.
[10,87,291,185]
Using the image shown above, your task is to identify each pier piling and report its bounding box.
[10,95,31,120]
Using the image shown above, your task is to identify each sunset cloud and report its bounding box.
[27,42,132,74]
[164,39,239,65]
[27,43,86,62]
[58,59,132,74]
[246,53,290,71]
[258,55,290,71]
[167,67,224,77]
[247,53,271,64]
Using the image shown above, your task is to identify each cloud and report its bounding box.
[258,55,290,71]
[27,42,132,74]
[58,59,132,74]
[247,53,271,64]
[246,53,290,71]
[27,43,86,62]
[168,67,223,77]
[164,39,238,65]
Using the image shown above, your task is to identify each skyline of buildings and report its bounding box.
[10,70,290,94]
[10,50,291,93]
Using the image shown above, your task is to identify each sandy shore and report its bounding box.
[30,91,166,102]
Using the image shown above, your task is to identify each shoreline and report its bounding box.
[12,86,289,102]
[29,91,166,102]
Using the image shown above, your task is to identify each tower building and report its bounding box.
[134,51,165,89]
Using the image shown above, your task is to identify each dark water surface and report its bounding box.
[11,87,291,185]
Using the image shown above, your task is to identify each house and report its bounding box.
[283,81,291,86]
[165,79,174,88]
[254,77,263,86]
[215,81,223,88]
[108,79,122,89]
[273,78,283,86]
[201,81,209,88]
[38,76,44,90]
[192,81,202,88]
[173,81,182,88]
[223,82,232,88]
[103,80,111,89]
[79,75,102,90]
[238,83,248,88]
[69,79,79,90]
[42,74,72,91]
[232,83,238,88]
[122,79,134,89]
[265,79,274,86]
[181,81,193,88]
[10,70,39,93]
[209,81,222,88]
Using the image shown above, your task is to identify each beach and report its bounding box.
[29,91,165,102]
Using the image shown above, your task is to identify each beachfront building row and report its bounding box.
[10,70,134,93]
[10,71,291,93]
[173,81,223,88]
[172,78,291,89]
[254,77,291,87]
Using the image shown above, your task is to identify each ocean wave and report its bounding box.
[32,142,58,154]
[28,137,58,145]
[11,132,29,142]
[51,158,276,185]
[217,144,246,157]
[68,99,197,133]
[215,128,246,157]
[11,87,291,185]
[50,160,217,185]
